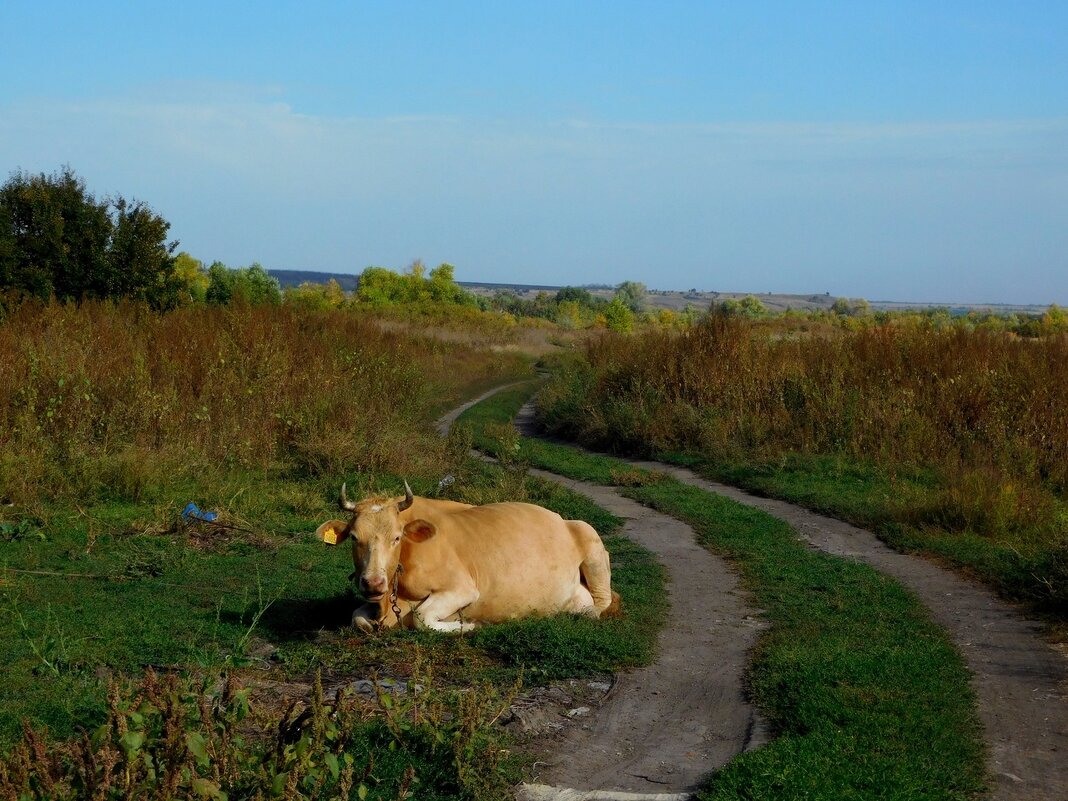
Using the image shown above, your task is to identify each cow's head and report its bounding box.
[315,481,437,602]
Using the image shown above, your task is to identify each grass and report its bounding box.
[0,454,661,799]
[0,451,663,725]
[534,319,1068,620]
[665,451,1068,619]
[460,383,988,800]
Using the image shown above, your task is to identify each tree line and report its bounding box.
[7,167,1060,336]
[0,167,655,331]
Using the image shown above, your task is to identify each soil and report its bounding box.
[509,398,1068,801]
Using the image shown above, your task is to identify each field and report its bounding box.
[1,295,1064,799]
[536,315,1068,622]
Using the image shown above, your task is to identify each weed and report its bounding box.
[0,519,44,542]
[0,300,528,506]
[0,664,519,800]
[2,596,81,678]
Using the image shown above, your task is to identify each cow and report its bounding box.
[315,481,620,633]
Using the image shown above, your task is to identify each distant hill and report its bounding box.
[266,269,1050,316]
[269,270,359,290]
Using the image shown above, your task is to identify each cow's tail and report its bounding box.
[572,521,618,618]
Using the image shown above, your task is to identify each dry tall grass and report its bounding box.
[0,300,522,504]
[539,316,1068,536]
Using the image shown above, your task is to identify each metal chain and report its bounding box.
[390,563,404,626]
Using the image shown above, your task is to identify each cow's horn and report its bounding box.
[397,480,414,512]
[339,483,357,512]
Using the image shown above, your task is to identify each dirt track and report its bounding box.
[442,387,1068,800]
[620,458,1068,801]
[512,398,1068,801]
[439,388,768,799]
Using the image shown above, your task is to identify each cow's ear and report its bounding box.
[315,520,350,546]
[402,519,437,543]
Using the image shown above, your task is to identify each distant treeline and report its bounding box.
[3,167,1064,336]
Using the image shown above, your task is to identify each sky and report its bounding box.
[1,2,1066,304]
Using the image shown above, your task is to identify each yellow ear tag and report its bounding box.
[323,530,338,545]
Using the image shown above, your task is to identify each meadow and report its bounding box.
[0,290,1060,799]
[0,299,664,799]
[536,313,1068,619]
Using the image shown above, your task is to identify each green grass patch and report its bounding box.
[0,449,660,800]
[632,482,985,800]
[460,383,988,799]
[661,450,1068,619]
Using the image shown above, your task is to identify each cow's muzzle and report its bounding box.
[361,574,387,599]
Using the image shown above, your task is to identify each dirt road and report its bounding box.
[443,385,1068,799]
[439,388,768,799]
[511,400,1068,801]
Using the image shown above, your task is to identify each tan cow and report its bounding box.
[315,482,620,633]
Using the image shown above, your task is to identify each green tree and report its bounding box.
[555,286,597,307]
[1042,304,1068,333]
[428,262,475,305]
[614,280,647,313]
[205,262,281,305]
[173,252,209,303]
[0,166,179,308]
[831,297,853,315]
[107,197,183,308]
[603,296,635,332]
[284,279,348,310]
[356,262,476,308]
[717,295,767,319]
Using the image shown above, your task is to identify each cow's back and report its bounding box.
[410,501,598,621]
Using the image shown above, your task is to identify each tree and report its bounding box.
[831,297,853,315]
[716,295,766,319]
[284,279,348,310]
[107,196,183,308]
[614,280,647,313]
[0,166,179,308]
[603,296,635,332]
[555,286,597,307]
[173,252,209,303]
[355,262,477,308]
[205,262,281,305]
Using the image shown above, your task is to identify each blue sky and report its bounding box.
[2,2,1065,303]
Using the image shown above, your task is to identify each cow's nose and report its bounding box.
[362,575,387,595]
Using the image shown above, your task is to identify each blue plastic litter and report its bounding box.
[182,502,218,523]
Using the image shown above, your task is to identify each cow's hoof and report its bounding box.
[353,613,377,634]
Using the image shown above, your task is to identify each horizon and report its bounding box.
[268,267,1059,310]
[2,2,1066,305]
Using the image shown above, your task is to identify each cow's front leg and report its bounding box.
[352,600,384,633]
[413,587,480,634]
[353,597,417,633]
